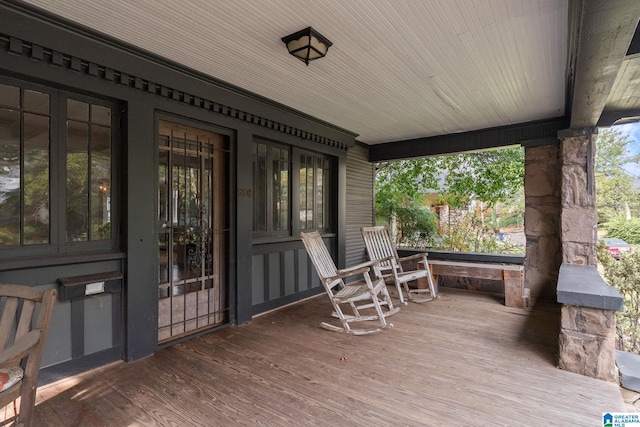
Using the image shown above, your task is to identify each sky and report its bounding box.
[611,122,640,178]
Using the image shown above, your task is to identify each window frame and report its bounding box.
[252,138,291,239]
[61,92,120,254]
[292,147,334,235]
[0,76,120,259]
[251,140,336,241]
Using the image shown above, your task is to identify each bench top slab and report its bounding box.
[424,260,524,271]
[557,263,623,311]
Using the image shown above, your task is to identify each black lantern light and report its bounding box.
[281,27,333,66]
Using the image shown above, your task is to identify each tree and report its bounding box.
[595,128,640,223]
[438,148,524,208]
[376,147,524,209]
[375,160,438,244]
[375,147,524,247]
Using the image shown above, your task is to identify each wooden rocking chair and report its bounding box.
[0,285,56,427]
[361,225,438,304]
[300,231,399,335]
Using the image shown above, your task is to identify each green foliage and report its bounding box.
[596,174,638,223]
[375,190,438,246]
[494,192,525,228]
[439,148,525,208]
[440,209,498,252]
[427,208,523,254]
[393,206,438,247]
[375,147,525,253]
[375,159,439,244]
[376,147,524,208]
[596,128,640,176]
[375,159,440,201]
[597,244,640,352]
[603,216,640,245]
[596,128,640,223]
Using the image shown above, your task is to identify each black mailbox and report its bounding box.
[57,271,123,302]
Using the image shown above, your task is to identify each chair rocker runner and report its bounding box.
[300,231,399,335]
[361,225,438,304]
[0,285,57,427]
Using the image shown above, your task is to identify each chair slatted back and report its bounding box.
[361,226,399,269]
[0,286,43,351]
[0,284,56,427]
[300,231,338,288]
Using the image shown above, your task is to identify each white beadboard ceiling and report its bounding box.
[22,0,569,144]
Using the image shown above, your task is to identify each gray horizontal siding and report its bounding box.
[345,145,374,267]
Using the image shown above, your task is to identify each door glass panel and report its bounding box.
[159,150,169,284]
[157,120,229,343]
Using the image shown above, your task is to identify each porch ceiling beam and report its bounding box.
[568,0,640,129]
[367,117,567,162]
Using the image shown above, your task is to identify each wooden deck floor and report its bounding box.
[8,288,625,426]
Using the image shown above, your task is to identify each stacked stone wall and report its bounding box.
[558,305,618,382]
[560,136,597,265]
[524,145,562,301]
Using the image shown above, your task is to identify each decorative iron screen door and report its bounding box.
[157,120,229,343]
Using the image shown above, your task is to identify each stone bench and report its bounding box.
[419,259,526,308]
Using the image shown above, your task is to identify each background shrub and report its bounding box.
[598,244,640,353]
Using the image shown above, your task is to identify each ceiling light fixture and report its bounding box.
[281,27,332,66]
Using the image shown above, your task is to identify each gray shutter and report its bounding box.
[345,144,375,267]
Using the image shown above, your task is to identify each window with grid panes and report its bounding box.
[0,78,117,256]
[298,151,331,232]
[252,139,290,237]
[251,138,333,238]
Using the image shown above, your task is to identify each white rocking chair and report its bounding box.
[361,225,438,304]
[300,231,399,335]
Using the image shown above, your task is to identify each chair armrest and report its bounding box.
[365,255,395,264]
[333,266,372,280]
[0,330,41,368]
[327,258,385,281]
[397,253,428,263]
[337,259,377,274]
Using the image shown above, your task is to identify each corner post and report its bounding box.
[556,129,621,382]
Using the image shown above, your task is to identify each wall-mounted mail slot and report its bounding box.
[85,281,105,295]
[57,271,123,302]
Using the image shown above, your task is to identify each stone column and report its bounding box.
[560,134,597,265]
[524,145,561,302]
[557,131,620,383]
